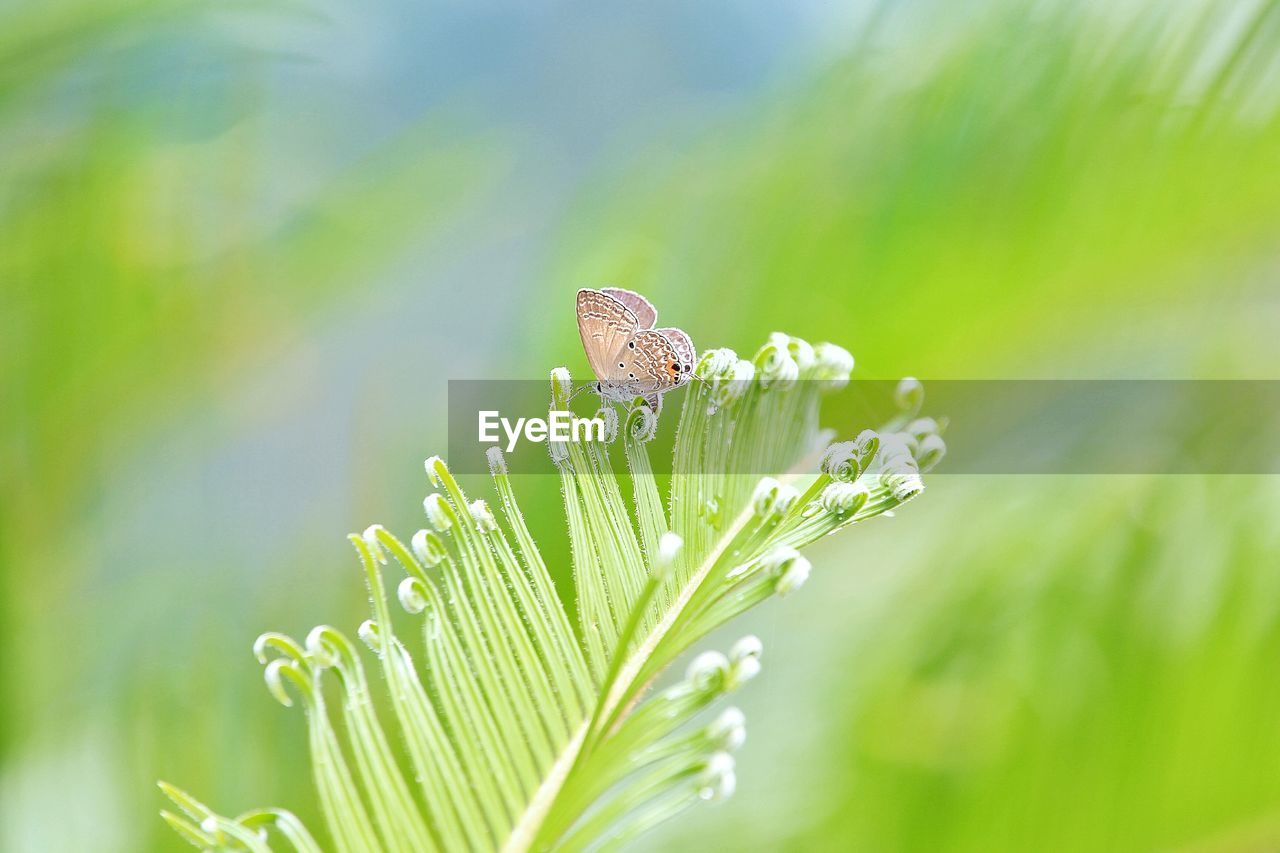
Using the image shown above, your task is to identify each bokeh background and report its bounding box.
[4,0,1280,850]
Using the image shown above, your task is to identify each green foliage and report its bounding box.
[548,0,1280,376]
[825,477,1280,852]
[528,3,1280,850]
[10,0,1280,848]
[0,0,481,799]
[677,475,1280,852]
[160,335,943,850]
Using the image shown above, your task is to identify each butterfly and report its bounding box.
[576,287,696,413]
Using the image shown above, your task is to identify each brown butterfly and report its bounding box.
[576,287,695,412]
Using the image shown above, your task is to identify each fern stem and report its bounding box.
[508,500,759,851]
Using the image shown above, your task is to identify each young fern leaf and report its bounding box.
[160,331,944,852]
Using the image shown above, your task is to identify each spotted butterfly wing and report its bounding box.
[612,328,694,397]
[576,289,641,380]
[629,328,696,413]
[654,328,695,380]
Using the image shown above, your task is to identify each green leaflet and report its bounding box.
[160,332,941,852]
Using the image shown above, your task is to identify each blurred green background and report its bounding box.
[3,0,1279,850]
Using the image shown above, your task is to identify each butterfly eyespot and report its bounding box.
[628,341,635,349]
[619,362,625,369]
[628,372,635,379]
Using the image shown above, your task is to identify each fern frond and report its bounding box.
[160,331,943,851]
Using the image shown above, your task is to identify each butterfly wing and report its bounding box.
[600,287,657,329]
[654,328,695,380]
[614,329,690,393]
[577,288,642,380]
